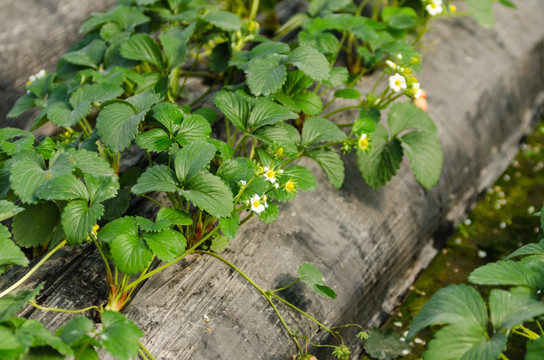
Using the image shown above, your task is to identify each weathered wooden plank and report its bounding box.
[0,0,543,359]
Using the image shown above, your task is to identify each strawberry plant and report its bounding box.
[0,0,513,358]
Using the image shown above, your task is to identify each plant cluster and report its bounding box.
[0,0,510,358]
[408,202,544,360]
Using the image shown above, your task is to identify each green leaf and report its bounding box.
[498,0,516,8]
[210,234,230,253]
[135,217,170,233]
[216,157,255,194]
[407,284,488,340]
[214,91,250,132]
[35,174,89,201]
[12,202,61,248]
[152,102,182,133]
[136,128,172,152]
[121,33,164,69]
[298,30,339,54]
[387,102,436,137]
[159,33,187,71]
[96,102,145,153]
[10,151,73,204]
[193,107,218,125]
[334,89,362,99]
[219,213,240,239]
[61,200,104,245]
[298,262,325,285]
[201,10,242,31]
[57,317,95,345]
[527,336,544,360]
[468,260,542,289]
[363,328,410,360]
[293,92,323,116]
[126,90,161,113]
[109,220,153,274]
[47,102,92,127]
[425,323,506,360]
[0,284,43,322]
[257,202,278,224]
[282,165,316,191]
[181,172,234,218]
[246,56,287,97]
[144,230,186,262]
[7,93,36,118]
[174,114,212,146]
[62,39,106,69]
[174,142,216,182]
[286,46,330,82]
[307,148,345,188]
[0,200,25,222]
[252,123,300,155]
[0,326,23,359]
[465,0,495,29]
[248,99,298,131]
[100,311,143,360]
[506,241,544,259]
[323,66,349,87]
[71,82,124,104]
[283,70,314,94]
[489,289,544,331]
[132,165,180,194]
[156,207,192,226]
[16,319,74,357]
[69,148,116,178]
[98,216,136,243]
[313,284,337,299]
[400,131,443,189]
[356,125,403,189]
[209,42,230,74]
[0,237,29,275]
[301,116,346,146]
[383,7,418,30]
[251,42,291,57]
[84,174,120,204]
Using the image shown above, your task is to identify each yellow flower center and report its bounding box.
[358,136,370,151]
[430,3,437,9]
[395,80,402,87]
[265,170,275,179]
[450,5,457,12]
[285,180,296,193]
[252,199,261,207]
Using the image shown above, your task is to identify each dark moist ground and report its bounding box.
[369,118,544,360]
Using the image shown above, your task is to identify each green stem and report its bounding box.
[0,240,67,298]
[269,293,332,333]
[124,226,221,292]
[139,341,156,360]
[322,105,361,118]
[194,250,303,354]
[537,320,544,335]
[249,0,259,20]
[140,194,164,208]
[500,354,510,360]
[270,279,300,293]
[91,235,113,287]
[28,301,100,314]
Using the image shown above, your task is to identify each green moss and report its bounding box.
[374,121,544,359]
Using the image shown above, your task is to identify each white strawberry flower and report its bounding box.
[262,166,277,184]
[389,73,407,93]
[426,0,443,16]
[250,194,268,214]
[386,60,397,69]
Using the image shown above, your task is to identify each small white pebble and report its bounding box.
[414,338,425,344]
[495,203,501,210]
[394,321,402,327]
[498,192,505,198]
[402,350,410,355]
[486,188,494,195]
[403,331,409,337]
[477,250,487,258]
[455,238,462,244]
[464,218,471,226]
[500,221,506,229]
[503,174,510,181]
[400,337,406,341]
[528,206,535,214]
[203,314,209,320]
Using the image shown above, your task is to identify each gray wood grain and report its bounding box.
[0,0,544,359]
